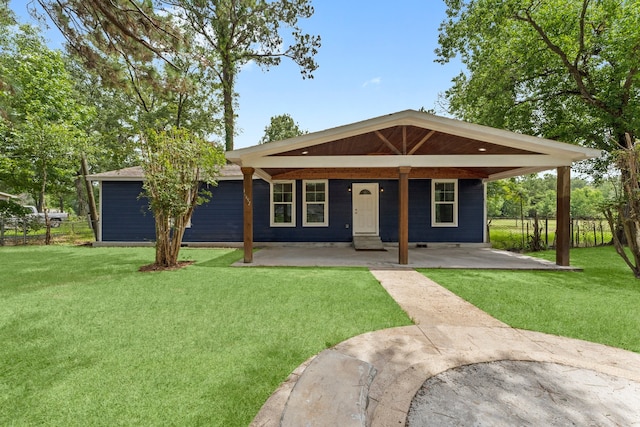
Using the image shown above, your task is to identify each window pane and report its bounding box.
[436,204,454,223]
[306,192,317,202]
[274,183,293,203]
[435,182,455,202]
[306,204,325,223]
[273,204,292,223]
[305,182,325,202]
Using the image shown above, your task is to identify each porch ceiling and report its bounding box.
[226,110,602,181]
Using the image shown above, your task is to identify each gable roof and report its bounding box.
[226,110,602,181]
[87,164,246,182]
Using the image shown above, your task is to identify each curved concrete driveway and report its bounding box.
[251,269,640,426]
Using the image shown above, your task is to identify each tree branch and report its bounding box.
[514,7,614,116]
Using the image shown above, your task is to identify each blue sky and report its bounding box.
[9,1,462,149]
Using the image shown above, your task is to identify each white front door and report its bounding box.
[352,183,379,235]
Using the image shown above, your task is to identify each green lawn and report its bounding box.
[0,246,411,426]
[420,246,640,353]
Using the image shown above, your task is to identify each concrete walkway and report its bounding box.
[250,269,640,426]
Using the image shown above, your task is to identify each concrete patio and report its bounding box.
[251,269,640,426]
[233,244,579,270]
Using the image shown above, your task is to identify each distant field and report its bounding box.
[488,217,612,251]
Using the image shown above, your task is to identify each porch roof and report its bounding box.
[86,164,247,182]
[226,110,602,181]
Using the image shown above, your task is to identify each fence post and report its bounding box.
[545,217,549,247]
[570,219,575,248]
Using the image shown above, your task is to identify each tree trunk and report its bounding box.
[155,212,171,266]
[222,60,235,152]
[604,134,640,278]
[81,154,99,240]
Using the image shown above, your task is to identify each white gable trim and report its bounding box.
[248,154,572,169]
[226,110,602,165]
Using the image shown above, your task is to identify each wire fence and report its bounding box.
[488,217,613,252]
[0,218,95,246]
[0,215,613,251]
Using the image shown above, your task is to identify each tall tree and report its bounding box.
[37,0,321,151]
[170,0,320,151]
[438,0,639,154]
[35,0,227,264]
[260,113,307,143]
[0,25,91,242]
[437,0,640,275]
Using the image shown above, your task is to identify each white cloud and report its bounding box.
[362,77,382,88]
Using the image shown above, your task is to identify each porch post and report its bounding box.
[241,167,254,263]
[398,166,411,265]
[556,166,571,266]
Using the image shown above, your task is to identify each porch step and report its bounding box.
[280,350,377,427]
[353,235,386,251]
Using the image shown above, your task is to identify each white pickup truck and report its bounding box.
[21,205,69,227]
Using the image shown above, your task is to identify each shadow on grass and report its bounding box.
[195,249,245,267]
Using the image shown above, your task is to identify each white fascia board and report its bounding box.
[226,117,404,163]
[487,167,554,181]
[86,175,145,182]
[86,175,246,182]
[399,112,603,159]
[226,110,603,164]
[247,154,572,169]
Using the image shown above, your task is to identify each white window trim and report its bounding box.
[303,179,329,227]
[432,179,458,227]
[270,180,296,227]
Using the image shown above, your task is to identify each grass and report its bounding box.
[0,246,411,426]
[420,246,640,353]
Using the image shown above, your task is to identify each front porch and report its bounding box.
[226,110,601,267]
[232,244,579,270]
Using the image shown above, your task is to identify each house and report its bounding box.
[89,110,601,266]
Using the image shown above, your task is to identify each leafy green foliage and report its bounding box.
[175,0,321,150]
[260,113,307,143]
[139,128,226,266]
[488,174,606,219]
[38,0,321,151]
[0,25,92,213]
[438,0,639,157]
[438,1,640,275]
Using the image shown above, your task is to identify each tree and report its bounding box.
[0,25,90,242]
[37,0,321,151]
[603,137,640,277]
[437,0,639,154]
[139,127,225,267]
[260,113,307,143]
[437,0,640,275]
[173,0,320,151]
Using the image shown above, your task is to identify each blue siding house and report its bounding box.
[93,171,486,245]
[90,110,600,265]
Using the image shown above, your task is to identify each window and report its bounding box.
[432,180,458,226]
[271,181,295,226]
[303,180,328,226]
